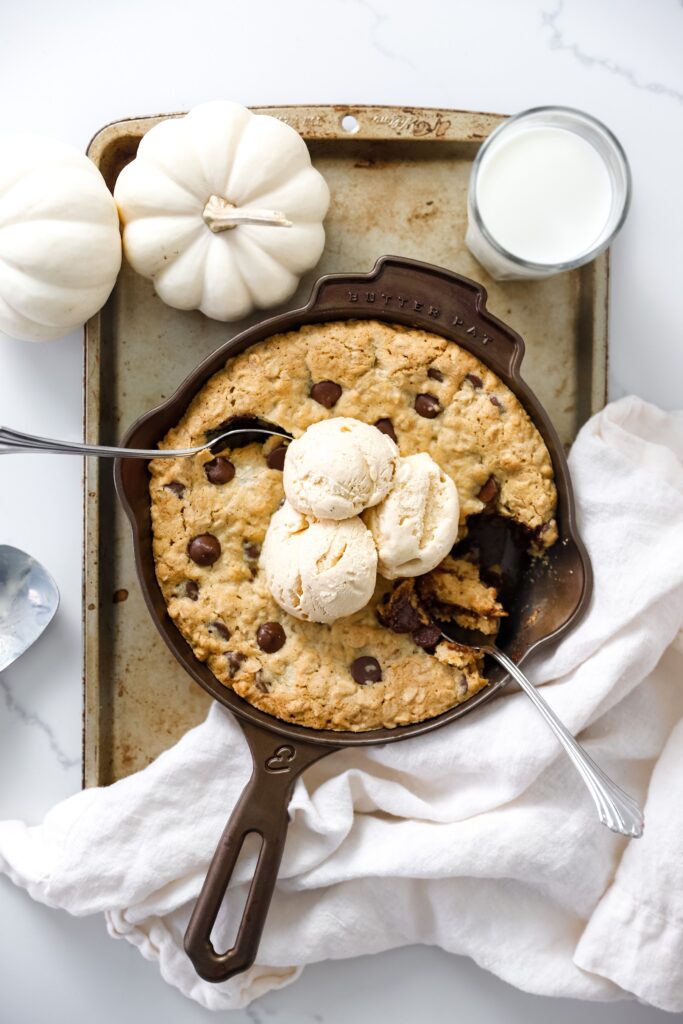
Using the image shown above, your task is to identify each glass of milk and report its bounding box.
[466,106,631,280]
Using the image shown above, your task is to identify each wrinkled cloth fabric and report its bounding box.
[2,396,683,1013]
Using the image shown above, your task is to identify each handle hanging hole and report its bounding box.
[341,114,359,134]
[208,831,263,952]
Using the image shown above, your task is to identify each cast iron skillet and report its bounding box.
[115,256,592,984]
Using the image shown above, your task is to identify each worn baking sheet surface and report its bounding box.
[83,105,608,788]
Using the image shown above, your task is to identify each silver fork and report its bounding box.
[0,425,290,458]
[438,623,644,838]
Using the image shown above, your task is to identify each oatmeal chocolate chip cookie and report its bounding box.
[416,557,507,636]
[150,320,558,731]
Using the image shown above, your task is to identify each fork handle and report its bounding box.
[0,426,179,458]
[0,425,288,458]
[489,646,644,838]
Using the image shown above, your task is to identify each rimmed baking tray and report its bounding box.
[83,104,609,788]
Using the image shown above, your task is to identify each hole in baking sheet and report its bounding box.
[341,114,359,134]
[209,832,263,951]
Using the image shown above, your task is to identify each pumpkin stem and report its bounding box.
[202,194,292,232]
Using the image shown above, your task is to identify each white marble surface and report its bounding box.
[0,0,681,1019]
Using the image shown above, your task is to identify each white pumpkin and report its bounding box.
[114,101,330,321]
[0,136,122,342]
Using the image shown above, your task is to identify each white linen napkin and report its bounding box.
[2,395,683,1013]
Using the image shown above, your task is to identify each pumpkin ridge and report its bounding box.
[0,257,119,291]
[252,167,330,224]
[0,262,111,303]
[0,214,117,232]
[215,106,252,198]
[0,159,103,198]
[121,215,204,277]
[0,165,117,212]
[0,222,121,283]
[0,277,112,328]
[141,152,209,206]
[238,222,325,275]
[181,100,254,198]
[0,292,67,336]
[230,232,297,309]
[154,232,212,309]
[197,237,251,321]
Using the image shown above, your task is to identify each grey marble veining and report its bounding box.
[0,675,79,771]
[341,0,418,71]
[542,0,683,105]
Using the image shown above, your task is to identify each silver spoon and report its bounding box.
[438,623,644,838]
[0,545,60,672]
[0,425,290,458]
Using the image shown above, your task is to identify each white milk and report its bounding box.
[471,125,613,271]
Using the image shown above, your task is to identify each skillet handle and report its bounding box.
[184,719,335,983]
[306,255,525,378]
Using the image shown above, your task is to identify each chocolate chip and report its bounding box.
[374,418,398,444]
[226,651,245,678]
[244,540,261,578]
[254,669,271,693]
[257,621,286,653]
[243,541,261,561]
[266,445,288,471]
[414,393,441,418]
[165,481,185,497]
[351,656,382,684]
[113,588,129,604]
[477,475,499,505]
[173,580,198,600]
[204,456,235,485]
[465,373,483,389]
[187,533,221,566]
[489,395,503,410]
[210,620,230,640]
[310,380,342,408]
[380,590,422,633]
[428,367,444,382]
[412,624,442,650]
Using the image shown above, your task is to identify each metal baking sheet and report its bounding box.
[83,104,608,788]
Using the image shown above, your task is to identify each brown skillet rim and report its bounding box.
[114,255,593,747]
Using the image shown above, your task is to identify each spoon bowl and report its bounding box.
[0,545,59,672]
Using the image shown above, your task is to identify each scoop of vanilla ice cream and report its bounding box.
[262,500,378,624]
[363,452,460,579]
[283,417,398,520]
